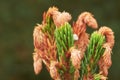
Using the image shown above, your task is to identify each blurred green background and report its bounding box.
[0,0,120,80]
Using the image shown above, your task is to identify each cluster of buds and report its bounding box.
[33,7,114,80]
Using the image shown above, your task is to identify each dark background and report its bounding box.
[0,0,120,80]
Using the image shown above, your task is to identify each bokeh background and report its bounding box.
[0,0,120,80]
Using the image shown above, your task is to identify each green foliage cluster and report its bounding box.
[0,0,120,80]
[43,15,106,79]
[55,23,73,59]
[80,32,105,80]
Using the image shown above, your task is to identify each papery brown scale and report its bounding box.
[41,35,49,51]
[43,7,58,25]
[46,37,57,60]
[42,12,46,24]
[33,59,42,75]
[33,52,39,62]
[103,46,112,67]
[52,11,72,27]
[33,25,44,49]
[71,49,81,69]
[36,47,51,69]
[42,7,57,24]
[73,12,97,57]
[73,24,86,36]
[37,50,44,58]
[98,46,112,76]
[37,49,46,59]
[46,7,58,16]
[74,33,89,58]
[33,52,42,75]
[73,22,86,36]
[50,46,57,60]
[73,12,98,37]
[74,69,80,80]
[98,27,114,77]
[99,55,110,76]
[45,7,72,27]
[102,66,109,77]
[99,26,114,48]
[82,12,97,28]
[50,61,61,80]
[75,12,98,31]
